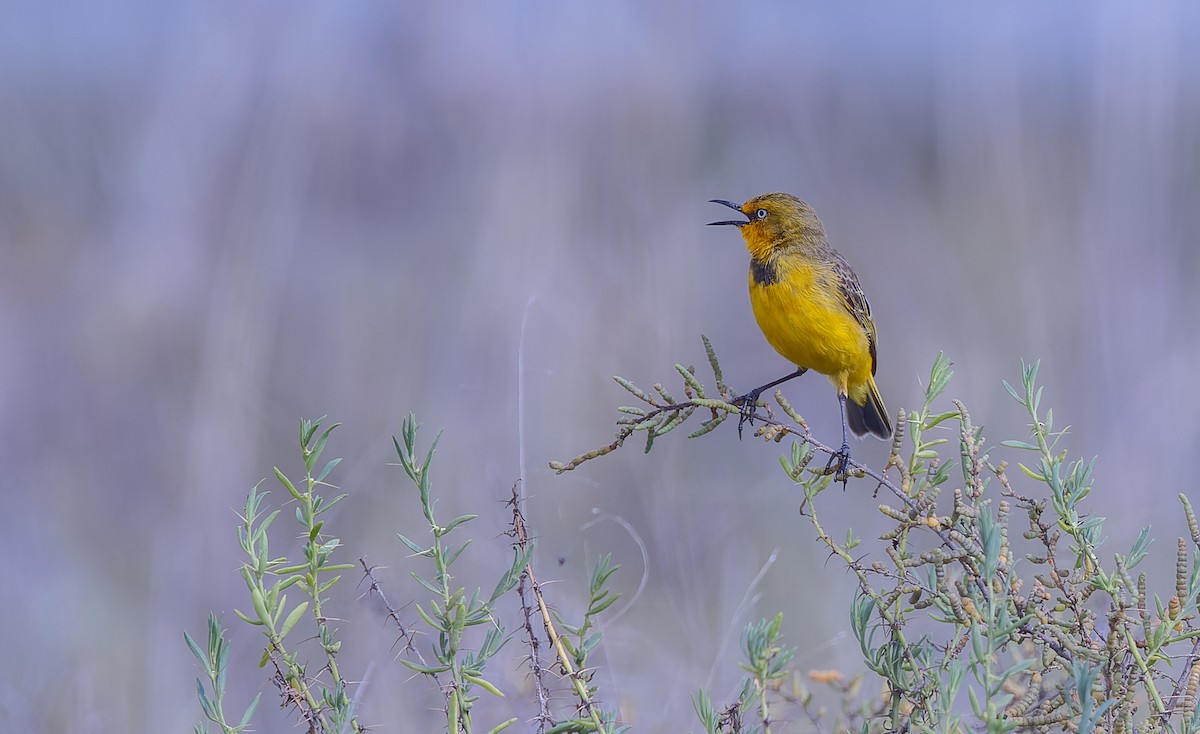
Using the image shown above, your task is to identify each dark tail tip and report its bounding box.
[847,382,892,439]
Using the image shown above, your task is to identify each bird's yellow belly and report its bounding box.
[749,268,871,392]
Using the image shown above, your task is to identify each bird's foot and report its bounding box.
[730,389,764,439]
[824,443,852,487]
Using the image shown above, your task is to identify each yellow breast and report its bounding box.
[748,256,872,392]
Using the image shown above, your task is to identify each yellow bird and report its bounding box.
[708,192,891,476]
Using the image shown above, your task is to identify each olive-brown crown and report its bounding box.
[737,192,828,261]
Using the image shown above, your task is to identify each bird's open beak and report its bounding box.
[707,199,749,227]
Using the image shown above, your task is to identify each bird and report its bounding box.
[708,192,891,480]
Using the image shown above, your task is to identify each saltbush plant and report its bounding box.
[187,341,1200,733]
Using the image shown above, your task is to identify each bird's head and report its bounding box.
[708,192,826,261]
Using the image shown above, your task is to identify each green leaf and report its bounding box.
[1016,462,1045,481]
[1003,657,1037,679]
[686,416,725,438]
[487,718,519,734]
[925,352,954,402]
[924,410,961,429]
[317,575,342,594]
[321,493,348,513]
[315,457,342,484]
[271,593,288,628]
[183,630,210,672]
[411,571,443,596]
[274,467,302,500]
[1001,380,1023,404]
[233,608,261,626]
[613,375,648,401]
[393,435,413,476]
[300,416,320,446]
[928,460,952,487]
[582,631,604,653]
[693,689,718,730]
[447,688,460,732]
[589,592,620,616]
[443,513,478,534]
[422,428,444,473]
[547,720,598,733]
[675,363,705,396]
[250,588,272,627]
[279,601,309,638]
[255,509,282,538]
[1001,439,1039,451]
[558,635,577,657]
[277,575,304,592]
[414,602,446,632]
[591,557,620,588]
[400,659,452,675]
[396,533,428,555]
[310,422,340,463]
[239,693,262,728]
[464,673,506,697]
[444,539,473,567]
[967,683,984,718]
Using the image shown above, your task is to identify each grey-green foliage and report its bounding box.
[186,343,1200,734]
[184,613,261,734]
[395,412,529,734]
[547,553,629,734]
[187,417,362,734]
[693,613,800,734]
[189,412,631,734]
[554,340,1200,733]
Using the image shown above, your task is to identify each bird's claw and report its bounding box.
[730,390,762,439]
[825,443,852,487]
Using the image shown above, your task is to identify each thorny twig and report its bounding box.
[507,483,554,732]
[357,557,442,688]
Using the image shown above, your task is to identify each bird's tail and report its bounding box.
[847,377,892,439]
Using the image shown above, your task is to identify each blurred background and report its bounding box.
[3,2,1199,731]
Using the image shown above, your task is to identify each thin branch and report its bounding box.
[357,558,441,688]
[507,484,554,732]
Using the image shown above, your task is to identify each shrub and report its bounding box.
[188,342,1200,733]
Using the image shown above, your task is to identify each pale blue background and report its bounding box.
[2,3,1198,731]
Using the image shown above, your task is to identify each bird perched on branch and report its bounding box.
[708,192,891,479]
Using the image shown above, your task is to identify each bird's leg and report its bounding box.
[824,392,853,486]
[731,367,808,439]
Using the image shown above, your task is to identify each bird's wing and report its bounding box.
[831,251,878,375]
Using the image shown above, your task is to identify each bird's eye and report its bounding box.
[755,208,768,219]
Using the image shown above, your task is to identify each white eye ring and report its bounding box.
[755,208,768,219]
